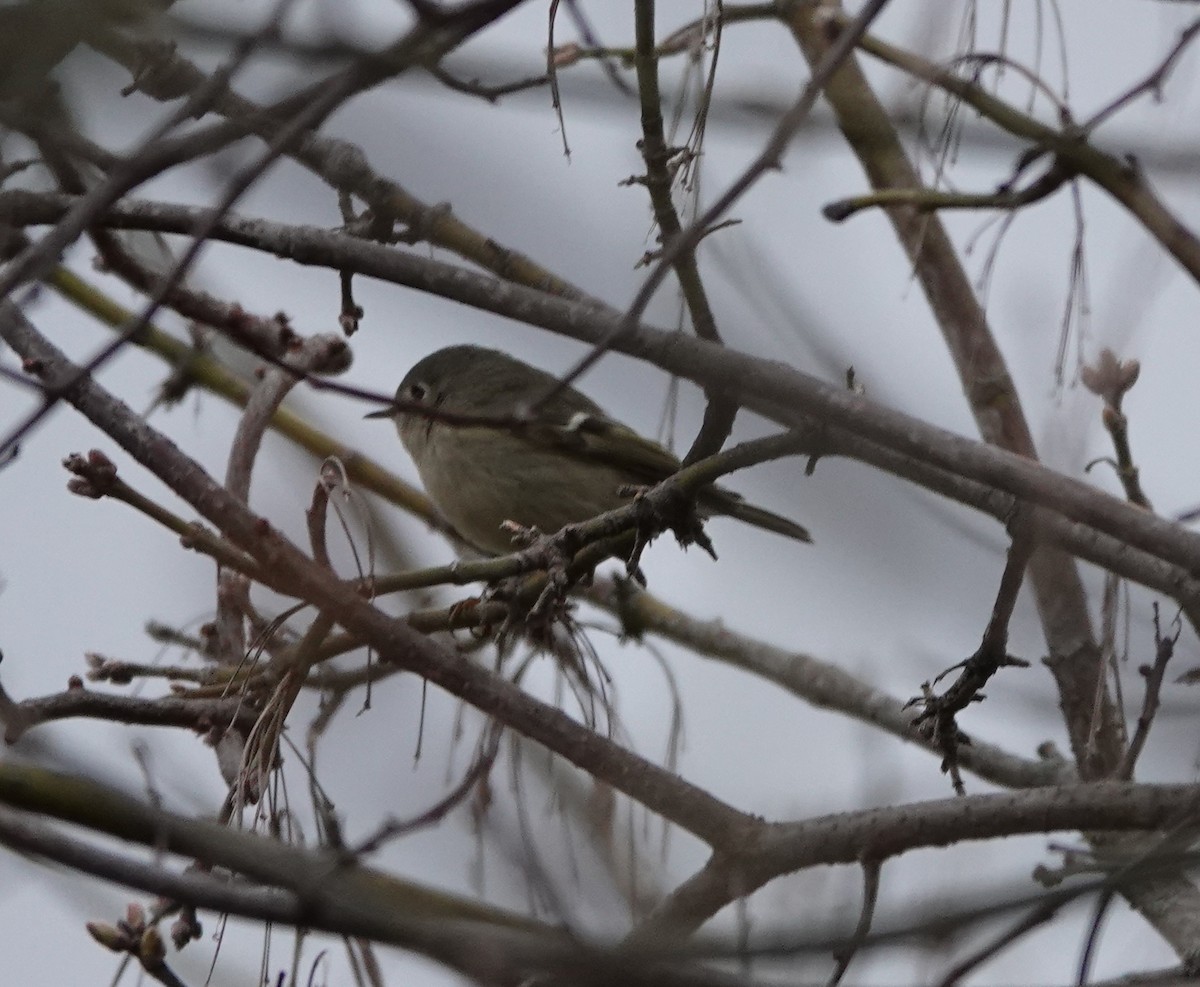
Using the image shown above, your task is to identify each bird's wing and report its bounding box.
[529,412,683,483]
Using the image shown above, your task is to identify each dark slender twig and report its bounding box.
[1118,605,1181,780]
[912,512,1037,793]
[1078,885,1117,986]
[547,0,570,157]
[1080,17,1200,134]
[563,0,636,97]
[827,859,880,987]
[932,894,1067,987]
[425,63,549,100]
[632,0,736,464]
[352,722,504,855]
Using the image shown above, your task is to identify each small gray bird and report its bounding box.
[367,345,810,555]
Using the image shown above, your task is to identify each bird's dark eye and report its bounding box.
[408,382,427,402]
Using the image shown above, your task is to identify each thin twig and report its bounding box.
[912,512,1037,793]
[1118,604,1181,780]
[827,859,880,987]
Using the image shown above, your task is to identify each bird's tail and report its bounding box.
[703,487,812,543]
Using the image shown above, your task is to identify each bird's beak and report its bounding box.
[364,406,396,420]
